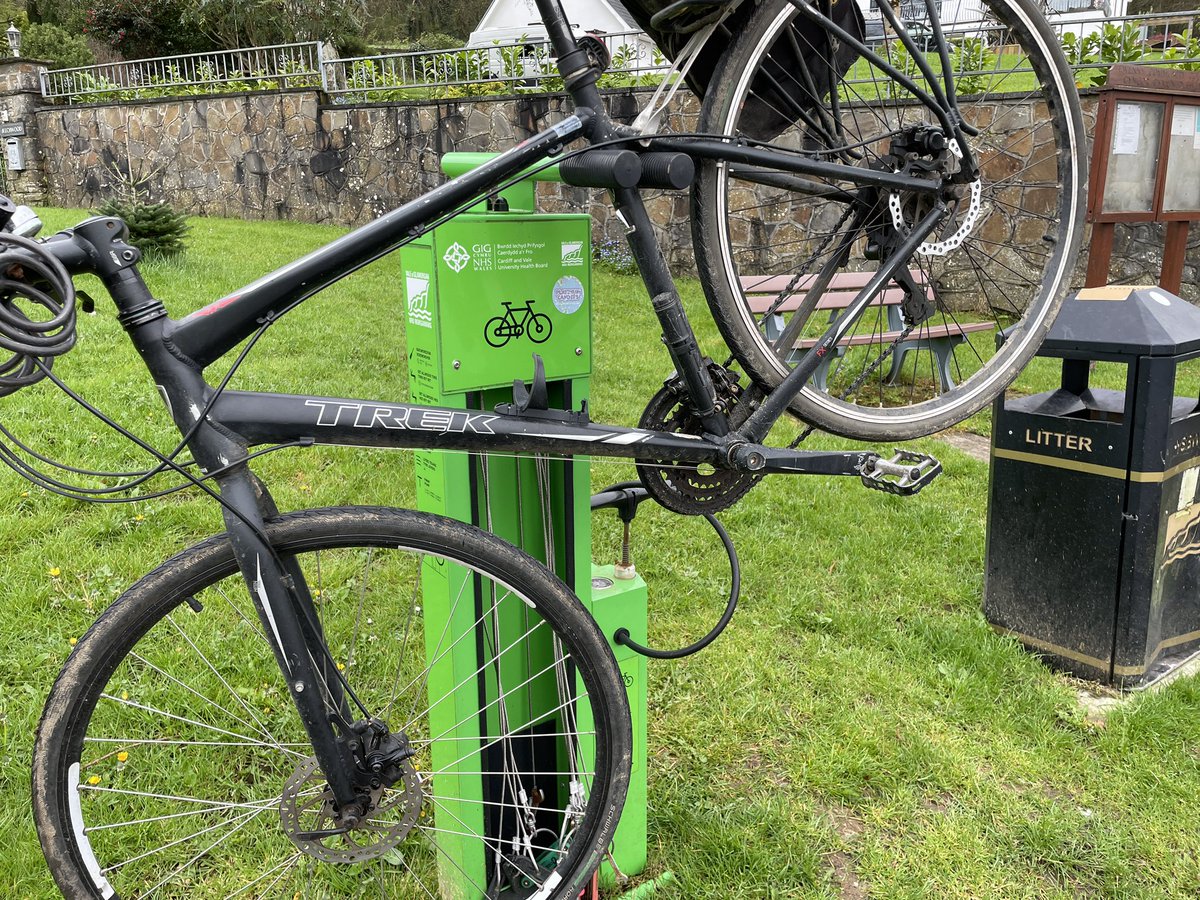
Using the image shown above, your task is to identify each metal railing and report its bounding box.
[322,31,667,103]
[40,42,326,103]
[36,11,1200,106]
[844,9,1200,94]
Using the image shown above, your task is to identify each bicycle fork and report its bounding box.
[215,468,370,824]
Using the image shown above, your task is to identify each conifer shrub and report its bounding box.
[96,198,189,258]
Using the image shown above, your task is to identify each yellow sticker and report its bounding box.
[1075,285,1153,301]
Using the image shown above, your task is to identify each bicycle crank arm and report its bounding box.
[756,446,942,496]
[756,447,880,477]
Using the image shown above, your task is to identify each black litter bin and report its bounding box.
[985,285,1200,687]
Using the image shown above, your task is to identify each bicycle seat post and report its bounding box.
[533,0,730,438]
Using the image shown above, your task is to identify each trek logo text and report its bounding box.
[306,400,499,434]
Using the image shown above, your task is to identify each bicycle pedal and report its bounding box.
[860,449,941,496]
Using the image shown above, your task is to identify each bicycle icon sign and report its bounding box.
[484,300,553,348]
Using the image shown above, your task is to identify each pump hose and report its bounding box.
[0,231,77,396]
[592,481,741,660]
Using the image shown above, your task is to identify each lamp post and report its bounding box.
[6,22,20,57]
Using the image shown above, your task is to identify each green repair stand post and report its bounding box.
[400,153,648,897]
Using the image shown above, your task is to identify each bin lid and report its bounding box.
[1040,286,1200,357]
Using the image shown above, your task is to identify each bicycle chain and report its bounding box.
[788,323,914,449]
[753,203,857,327]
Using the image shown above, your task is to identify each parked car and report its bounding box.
[861,16,937,51]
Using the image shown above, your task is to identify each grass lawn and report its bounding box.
[2,210,1199,898]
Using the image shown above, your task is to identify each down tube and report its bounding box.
[209,390,723,463]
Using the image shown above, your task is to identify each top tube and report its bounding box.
[164,113,591,369]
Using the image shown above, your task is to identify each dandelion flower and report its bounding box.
[68,637,77,646]
[49,567,61,577]
[87,775,101,786]
[117,751,129,763]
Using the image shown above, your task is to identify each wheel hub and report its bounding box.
[888,138,983,257]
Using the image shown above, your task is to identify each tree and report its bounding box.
[23,21,94,66]
[373,0,491,44]
[83,0,213,58]
[189,0,367,50]
[27,0,88,31]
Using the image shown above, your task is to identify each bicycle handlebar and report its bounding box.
[0,214,97,396]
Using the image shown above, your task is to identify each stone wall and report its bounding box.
[35,88,693,258]
[24,82,1200,301]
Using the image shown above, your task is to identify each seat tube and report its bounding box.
[532,0,727,434]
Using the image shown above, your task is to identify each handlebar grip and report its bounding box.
[637,152,694,190]
[558,149,642,189]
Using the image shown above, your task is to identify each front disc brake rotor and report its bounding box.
[279,755,423,863]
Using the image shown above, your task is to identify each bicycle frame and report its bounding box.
[33,0,957,825]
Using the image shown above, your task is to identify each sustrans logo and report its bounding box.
[406,272,431,329]
[443,242,471,273]
[561,241,584,267]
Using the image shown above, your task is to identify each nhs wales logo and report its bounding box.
[406,272,432,328]
[443,242,471,273]
[561,241,584,267]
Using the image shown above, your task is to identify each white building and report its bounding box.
[469,0,657,62]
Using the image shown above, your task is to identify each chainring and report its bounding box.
[279,754,423,864]
[636,362,761,515]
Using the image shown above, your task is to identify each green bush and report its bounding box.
[948,37,995,96]
[1061,22,1142,87]
[22,22,95,68]
[404,32,462,51]
[884,40,920,99]
[83,0,213,59]
[96,197,189,258]
[1163,28,1200,72]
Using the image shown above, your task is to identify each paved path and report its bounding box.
[936,430,989,462]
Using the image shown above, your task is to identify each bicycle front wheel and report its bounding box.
[693,0,1085,440]
[34,506,630,899]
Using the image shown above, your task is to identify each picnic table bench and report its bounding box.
[740,271,994,393]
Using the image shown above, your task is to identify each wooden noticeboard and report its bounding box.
[1087,65,1200,293]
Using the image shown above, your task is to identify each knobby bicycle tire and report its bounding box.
[693,0,1086,440]
[33,506,631,899]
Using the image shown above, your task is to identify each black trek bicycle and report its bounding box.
[10,0,1085,896]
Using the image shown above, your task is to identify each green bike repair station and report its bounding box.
[401,153,649,897]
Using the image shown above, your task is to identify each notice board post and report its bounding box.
[1086,65,1200,294]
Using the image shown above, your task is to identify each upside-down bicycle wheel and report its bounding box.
[693,0,1086,440]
